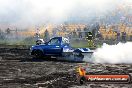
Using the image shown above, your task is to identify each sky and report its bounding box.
[0,0,131,28]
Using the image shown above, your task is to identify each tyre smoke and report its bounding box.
[92,42,132,64]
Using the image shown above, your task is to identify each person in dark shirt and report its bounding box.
[86,32,94,47]
[121,32,127,43]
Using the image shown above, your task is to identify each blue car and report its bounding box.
[30,37,92,61]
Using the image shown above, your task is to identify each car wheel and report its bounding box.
[34,50,43,58]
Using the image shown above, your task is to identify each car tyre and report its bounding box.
[34,50,43,58]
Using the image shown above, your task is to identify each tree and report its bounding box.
[52,28,58,37]
[90,23,100,38]
[0,29,5,40]
[34,28,40,41]
[77,28,82,38]
[0,29,2,36]
[72,29,78,38]
[44,29,50,42]
[83,27,89,37]
[6,28,11,34]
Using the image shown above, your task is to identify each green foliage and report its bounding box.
[71,40,102,48]
[0,36,36,45]
[18,37,35,45]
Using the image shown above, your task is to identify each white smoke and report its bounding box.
[92,42,132,64]
[0,0,131,28]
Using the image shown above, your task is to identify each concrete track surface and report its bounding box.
[0,46,132,88]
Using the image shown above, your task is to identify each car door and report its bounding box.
[45,38,62,55]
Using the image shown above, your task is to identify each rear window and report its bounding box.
[48,38,60,45]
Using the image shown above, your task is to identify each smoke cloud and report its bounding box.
[92,42,132,64]
[0,0,131,28]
